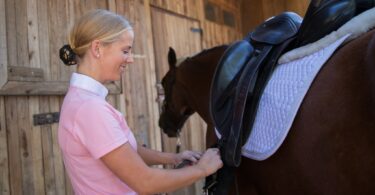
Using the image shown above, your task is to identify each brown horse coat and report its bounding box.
[159,29,375,194]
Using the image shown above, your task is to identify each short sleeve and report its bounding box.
[73,100,129,159]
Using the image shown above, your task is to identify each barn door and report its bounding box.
[151,6,206,195]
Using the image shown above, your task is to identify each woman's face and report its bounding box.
[99,30,134,83]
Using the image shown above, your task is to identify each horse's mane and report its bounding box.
[175,44,228,86]
[192,45,227,58]
[177,44,228,66]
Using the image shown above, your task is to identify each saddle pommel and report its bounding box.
[250,12,302,45]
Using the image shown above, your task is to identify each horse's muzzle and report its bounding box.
[159,114,179,137]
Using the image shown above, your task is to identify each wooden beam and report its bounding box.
[8,66,44,82]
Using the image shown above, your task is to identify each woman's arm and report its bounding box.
[137,144,177,165]
[137,144,202,166]
[101,143,222,194]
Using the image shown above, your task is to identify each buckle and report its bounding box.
[202,180,217,195]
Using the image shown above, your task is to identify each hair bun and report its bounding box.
[59,44,77,66]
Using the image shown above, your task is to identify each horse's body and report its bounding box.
[159,29,375,194]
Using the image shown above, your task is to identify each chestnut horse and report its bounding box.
[159,29,375,195]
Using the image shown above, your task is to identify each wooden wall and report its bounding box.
[0,0,159,194]
[0,0,309,195]
[149,1,242,194]
[241,0,310,35]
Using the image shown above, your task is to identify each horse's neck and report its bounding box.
[179,47,226,123]
[179,61,215,123]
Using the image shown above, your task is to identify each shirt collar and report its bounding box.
[70,72,108,99]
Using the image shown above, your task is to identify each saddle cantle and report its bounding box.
[293,0,375,48]
[356,0,375,14]
[294,0,356,47]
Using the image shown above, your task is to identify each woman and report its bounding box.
[58,9,222,195]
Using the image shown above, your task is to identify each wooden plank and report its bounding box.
[57,0,72,82]
[286,0,309,16]
[63,0,78,84]
[107,0,116,12]
[49,96,66,194]
[5,0,16,79]
[47,0,61,81]
[127,0,151,145]
[39,96,57,195]
[27,0,41,68]
[0,81,121,95]
[64,169,74,195]
[137,0,162,151]
[150,0,199,20]
[8,66,44,82]
[16,97,35,194]
[151,8,204,195]
[209,0,239,12]
[37,0,51,81]
[106,94,116,107]
[15,0,29,67]
[5,97,22,195]
[57,95,73,195]
[29,96,45,195]
[65,0,75,31]
[0,0,7,89]
[118,0,136,143]
[96,0,107,9]
[0,97,10,194]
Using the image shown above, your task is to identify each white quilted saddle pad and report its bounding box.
[239,34,350,160]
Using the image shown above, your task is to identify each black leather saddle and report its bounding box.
[209,0,374,167]
[210,12,302,167]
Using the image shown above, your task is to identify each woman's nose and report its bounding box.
[127,56,134,63]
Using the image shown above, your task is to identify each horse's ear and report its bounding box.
[168,47,177,70]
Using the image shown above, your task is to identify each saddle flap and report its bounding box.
[210,40,253,130]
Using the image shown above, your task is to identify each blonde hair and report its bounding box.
[68,9,132,58]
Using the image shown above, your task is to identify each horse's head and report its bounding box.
[159,48,194,137]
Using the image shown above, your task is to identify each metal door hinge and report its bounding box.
[190,27,203,34]
[33,112,60,126]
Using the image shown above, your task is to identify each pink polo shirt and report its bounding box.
[58,73,137,195]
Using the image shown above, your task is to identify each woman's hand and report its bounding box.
[174,150,202,165]
[196,148,223,176]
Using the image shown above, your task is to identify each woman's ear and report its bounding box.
[90,40,101,58]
